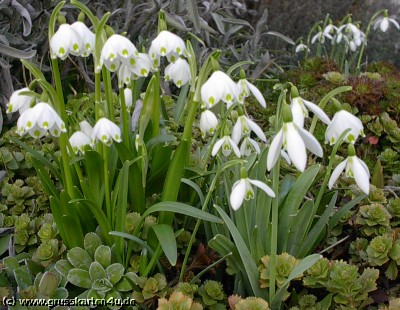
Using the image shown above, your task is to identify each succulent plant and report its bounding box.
[349,238,369,263]
[303,257,330,287]
[1,179,35,215]
[355,204,392,236]
[233,297,270,310]
[0,255,68,307]
[290,294,322,310]
[388,198,400,226]
[157,291,203,310]
[328,261,379,309]
[131,273,168,304]
[175,282,198,299]
[259,253,300,290]
[197,280,225,308]
[55,233,136,309]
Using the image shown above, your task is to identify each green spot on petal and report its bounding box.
[122,49,128,56]
[102,135,108,141]
[111,64,116,71]
[59,47,65,55]
[209,97,215,105]
[26,121,32,129]
[226,94,232,101]
[176,47,181,54]
[130,58,136,66]
[53,130,59,136]
[109,53,115,60]
[42,121,49,128]
[170,55,176,62]
[73,43,79,51]
[160,47,167,55]
[141,69,147,76]
[73,146,78,153]
[34,130,40,137]
[86,43,91,50]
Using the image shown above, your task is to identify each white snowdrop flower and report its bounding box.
[295,43,310,53]
[50,24,83,59]
[323,24,338,36]
[124,88,133,111]
[230,167,275,211]
[164,58,191,88]
[237,79,266,108]
[311,27,333,44]
[149,30,186,59]
[232,114,266,145]
[7,87,35,113]
[69,131,91,154]
[16,102,66,138]
[290,86,330,128]
[338,22,361,40]
[201,71,240,109]
[90,117,122,146]
[328,145,370,194]
[199,109,219,138]
[374,14,400,33]
[70,21,95,57]
[131,53,152,78]
[325,110,365,145]
[99,34,139,72]
[79,120,93,137]
[267,105,323,172]
[212,135,241,158]
[239,136,260,156]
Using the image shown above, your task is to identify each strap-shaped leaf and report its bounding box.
[151,224,177,266]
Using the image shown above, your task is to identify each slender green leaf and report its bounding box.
[297,192,338,257]
[214,205,266,298]
[50,197,68,248]
[266,31,295,45]
[173,83,190,122]
[146,135,176,153]
[211,13,225,34]
[142,201,222,224]
[227,61,255,76]
[151,224,177,266]
[279,165,320,252]
[114,160,130,264]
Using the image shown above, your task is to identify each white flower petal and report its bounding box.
[286,123,307,172]
[297,126,323,157]
[212,138,225,156]
[267,129,283,171]
[352,157,370,194]
[328,159,348,189]
[246,80,266,108]
[230,180,246,210]
[245,117,266,142]
[302,99,330,125]
[248,179,275,197]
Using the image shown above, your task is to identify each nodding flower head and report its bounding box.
[50,24,83,60]
[90,118,122,146]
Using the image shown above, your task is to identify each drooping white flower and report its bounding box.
[199,109,219,138]
[325,110,365,145]
[16,102,66,138]
[237,79,266,108]
[311,27,333,44]
[118,53,152,86]
[98,34,139,72]
[374,15,400,32]
[212,135,241,158]
[328,146,370,194]
[7,87,35,113]
[149,30,186,61]
[290,86,330,128]
[50,24,83,60]
[232,114,266,144]
[201,71,240,109]
[164,58,191,88]
[295,43,310,53]
[239,136,260,156]
[90,118,122,146]
[267,114,323,172]
[323,24,338,37]
[338,22,361,41]
[70,21,95,57]
[79,120,93,137]
[69,131,91,154]
[230,167,275,211]
[123,88,133,111]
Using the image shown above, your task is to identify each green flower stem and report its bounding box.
[179,159,243,282]
[356,9,387,73]
[305,21,322,59]
[102,68,114,121]
[58,134,74,196]
[269,155,280,300]
[310,129,351,222]
[119,86,130,146]
[94,72,101,121]
[269,86,286,301]
[51,59,67,123]
[103,144,112,226]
